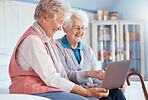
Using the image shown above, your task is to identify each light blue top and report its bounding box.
[62,35,83,64]
[56,37,102,86]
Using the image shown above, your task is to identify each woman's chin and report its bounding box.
[75,37,81,41]
[48,32,55,37]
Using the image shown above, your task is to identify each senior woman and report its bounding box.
[9,0,109,100]
[56,9,126,100]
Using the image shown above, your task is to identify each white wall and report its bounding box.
[66,0,119,11]
[0,1,36,66]
[0,0,95,66]
[112,0,148,79]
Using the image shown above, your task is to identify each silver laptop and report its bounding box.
[101,60,131,89]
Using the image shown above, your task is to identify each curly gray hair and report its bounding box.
[34,0,71,20]
[62,9,89,31]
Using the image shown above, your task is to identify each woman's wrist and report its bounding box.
[85,89,91,97]
[70,84,89,97]
[85,70,105,80]
[85,71,91,78]
[85,71,95,78]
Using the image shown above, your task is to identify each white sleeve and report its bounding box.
[20,35,75,92]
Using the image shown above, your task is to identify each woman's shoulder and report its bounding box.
[21,35,45,49]
[82,43,92,51]
[24,35,42,44]
[82,43,95,56]
[55,38,65,51]
[55,38,62,45]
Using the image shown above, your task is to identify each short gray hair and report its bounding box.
[34,0,71,20]
[62,9,89,31]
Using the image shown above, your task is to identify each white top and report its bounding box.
[15,22,75,92]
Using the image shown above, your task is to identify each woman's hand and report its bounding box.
[118,84,126,93]
[95,70,105,80]
[86,88,109,98]
[85,70,105,80]
[71,84,108,98]
[83,84,97,89]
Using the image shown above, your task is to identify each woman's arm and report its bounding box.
[20,36,75,92]
[71,84,109,98]
[56,40,89,85]
[84,45,105,80]
[57,48,87,84]
[85,70,105,80]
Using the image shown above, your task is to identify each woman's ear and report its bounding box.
[42,13,47,23]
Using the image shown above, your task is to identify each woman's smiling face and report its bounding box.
[66,18,85,44]
[42,13,65,38]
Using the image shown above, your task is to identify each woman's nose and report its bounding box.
[57,25,62,31]
[78,29,83,34]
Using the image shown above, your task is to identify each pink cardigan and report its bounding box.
[9,27,61,94]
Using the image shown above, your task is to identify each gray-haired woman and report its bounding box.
[56,9,126,100]
[9,0,109,100]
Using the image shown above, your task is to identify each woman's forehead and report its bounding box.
[72,18,84,26]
